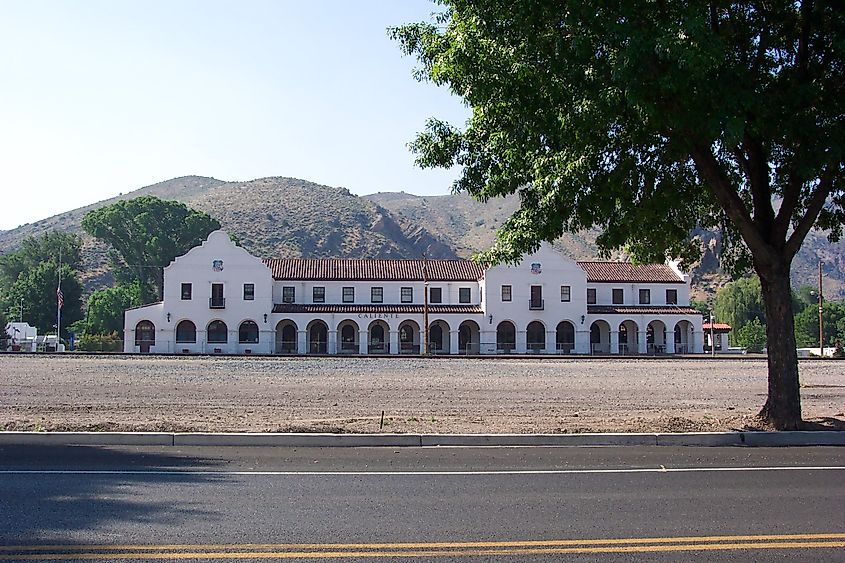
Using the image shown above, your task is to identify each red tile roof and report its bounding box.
[588,305,700,315]
[578,262,685,284]
[703,322,732,332]
[262,258,485,282]
[272,304,484,315]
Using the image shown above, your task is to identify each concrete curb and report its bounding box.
[1,431,843,448]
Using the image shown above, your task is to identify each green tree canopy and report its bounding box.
[81,283,142,337]
[0,231,83,337]
[734,318,768,353]
[82,196,221,304]
[714,277,765,332]
[393,1,844,429]
[794,299,845,348]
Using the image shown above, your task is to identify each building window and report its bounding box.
[560,285,570,302]
[175,320,196,343]
[282,286,295,304]
[238,320,259,343]
[429,287,442,303]
[501,285,512,302]
[401,287,413,303]
[529,285,543,310]
[313,286,325,303]
[342,287,354,303]
[666,289,678,305]
[459,287,471,303]
[181,283,192,300]
[371,287,383,303]
[587,288,597,304]
[639,288,651,304]
[243,283,254,301]
[612,288,624,304]
[210,283,225,308]
[207,320,228,343]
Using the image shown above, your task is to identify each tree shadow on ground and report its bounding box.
[0,444,229,544]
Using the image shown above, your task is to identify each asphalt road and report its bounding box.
[1,445,843,561]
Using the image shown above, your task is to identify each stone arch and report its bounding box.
[647,320,667,354]
[458,320,480,354]
[496,320,516,353]
[674,320,693,354]
[398,319,420,354]
[275,319,298,354]
[526,320,546,353]
[368,319,390,354]
[618,319,639,354]
[337,319,359,354]
[556,321,575,354]
[590,320,610,354]
[428,319,450,354]
[135,320,155,353]
[307,319,328,354]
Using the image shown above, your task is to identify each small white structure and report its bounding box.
[703,322,732,354]
[124,230,705,355]
[5,322,38,352]
[796,347,837,358]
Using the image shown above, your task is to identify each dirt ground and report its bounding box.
[1,355,843,433]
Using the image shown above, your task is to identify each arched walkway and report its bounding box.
[526,321,545,353]
[556,321,575,354]
[337,319,359,354]
[647,320,667,354]
[458,320,480,354]
[275,320,298,354]
[135,320,155,353]
[618,320,638,355]
[368,320,389,354]
[175,320,196,343]
[307,320,328,354]
[398,320,420,354]
[590,320,610,354]
[496,321,516,354]
[428,320,450,354]
[239,320,259,344]
[674,320,693,354]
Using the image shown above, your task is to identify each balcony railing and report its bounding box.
[209,298,226,309]
[529,299,544,310]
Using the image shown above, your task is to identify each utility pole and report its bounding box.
[422,251,429,355]
[819,260,824,356]
[710,312,715,358]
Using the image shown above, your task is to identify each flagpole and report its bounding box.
[57,248,62,349]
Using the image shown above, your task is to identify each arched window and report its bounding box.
[207,320,228,343]
[556,321,575,353]
[371,324,385,343]
[135,321,155,345]
[175,320,196,343]
[308,321,328,353]
[526,321,545,352]
[400,325,414,343]
[239,320,259,343]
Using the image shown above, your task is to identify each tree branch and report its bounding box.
[690,143,775,263]
[744,134,775,237]
[784,172,832,259]
[797,0,813,80]
[773,173,804,243]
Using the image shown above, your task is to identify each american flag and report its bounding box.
[57,287,64,310]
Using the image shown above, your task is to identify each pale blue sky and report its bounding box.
[0,0,468,230]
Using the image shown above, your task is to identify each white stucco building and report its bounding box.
[124,230,704,355]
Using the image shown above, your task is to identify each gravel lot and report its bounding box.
[1,355,843,433]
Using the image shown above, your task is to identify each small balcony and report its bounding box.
[209,298,226,309]
[529,299,544,310]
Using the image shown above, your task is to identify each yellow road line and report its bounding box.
[1,541,844,560]
[4,533,845,552]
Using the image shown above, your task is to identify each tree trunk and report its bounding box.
[757,262,802,429]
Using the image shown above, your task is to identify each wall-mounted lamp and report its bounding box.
[263,313,268,324]
[166,312,171,323]
[580,315,585,325]
[488,314,493,325]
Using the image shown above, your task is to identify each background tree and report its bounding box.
[793,299,845,348]
[0,232,83,337]
[82,196,220,304]
[393,1,844,429]
[713,277,765,333]
[79,283,142,337]
[734,318,768,353]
